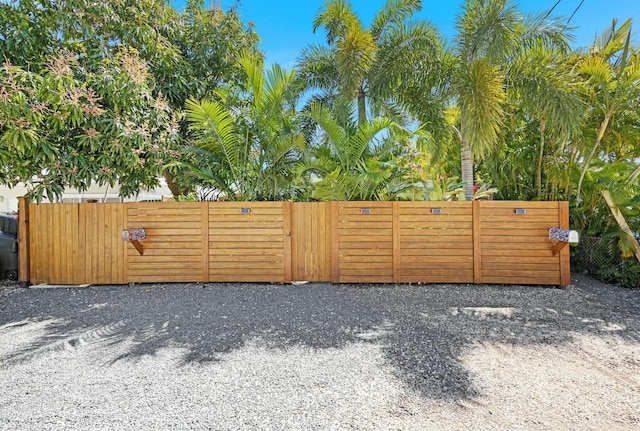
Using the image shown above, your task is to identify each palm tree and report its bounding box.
[296,0,446,126]
[183,53,304,200]
[453,0,571,200]
[574,18,639,205]
[508,46,583,200]
[298,102,418,201]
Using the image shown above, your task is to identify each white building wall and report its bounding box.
[0,180,173,213]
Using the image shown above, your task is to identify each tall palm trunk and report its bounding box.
[461,141,474,201]
[357,87,367,126]
[576,112,611,205]
[535,117,546,200]
[454,122,474,201]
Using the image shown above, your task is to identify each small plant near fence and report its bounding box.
[572,237,640,288]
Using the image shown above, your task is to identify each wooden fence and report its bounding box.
[18,199,570,286]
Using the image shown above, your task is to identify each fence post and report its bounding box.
[17,197,30,287]
[392,201,400,284]
[558,201,571,286]
[283,201,292,283]
[331,201,340,283]
[201,201,210,283]
[473,200,482,284]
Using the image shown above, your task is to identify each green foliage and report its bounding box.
[594,260,640,288]
[0,50,181,202]
[298,102,422,201]
[573,19,640,204]
[570,160,639,239]
[0,0,260,199]
[298,0,449,131]
[183,54,304,201]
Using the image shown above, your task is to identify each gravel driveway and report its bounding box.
[1,275,639,430]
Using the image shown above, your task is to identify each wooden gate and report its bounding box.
[291,202,331,281]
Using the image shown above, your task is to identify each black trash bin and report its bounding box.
[0,215,18,280]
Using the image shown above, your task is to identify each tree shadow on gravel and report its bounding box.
[0,274,638,401]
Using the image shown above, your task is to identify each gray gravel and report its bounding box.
[0,275,639,430]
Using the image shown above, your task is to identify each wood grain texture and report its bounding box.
[209,202,286,283]
[399,202,474,284]
[477,201,562,286]
[291,202,331,282]
[336,202,394,283]
[127,202,202,283]
[24,200,571,286]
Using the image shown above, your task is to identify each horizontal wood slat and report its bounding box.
[397,202,474,284]
[126,202,203,283]
[209,202,287,283]
[477,201,562,286]
[336,202,393,283]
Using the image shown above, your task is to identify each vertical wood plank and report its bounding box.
[392,201,400,284]
[52,205,61,284]
[45,205,52,283]
[321,202,331,280]
[307,204,312,279]
[69,205,77,284]
[32,204,41,284]
[97,205,104,284]
[559,201,570,286]
[85,205,93,284]
[110,205,119,283]
[331,201,340,283]
[17,197,30,286]
[122,203,129,284]
[119,204,126,283]
[290,203,299,280]
[61,205,69,284]
[29,205,39,284]
[109,205,116,284]
[473,200,482,284]
[283,201,292,283]
[77,204,86,285]
[311,203,318,278]
[201,202,210,283]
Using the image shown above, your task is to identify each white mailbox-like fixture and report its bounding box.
[122,228,146,255]
[549,227,580,256]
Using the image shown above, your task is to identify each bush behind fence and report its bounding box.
[572,236,640,288]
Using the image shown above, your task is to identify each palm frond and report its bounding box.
[295,44,340,93]
[509,45,583,142]
[348,117,395,169]
[239,52,265,107]
[370,20,444,98]
[592,18,633,61]
[456,57,506,158]
[335,21,376,96]
[313,0,360,44]
[184,98,242,183]
[456,0,520,63]
[307,103,348,162]
[370,0,421,39]
[520,11,572,53]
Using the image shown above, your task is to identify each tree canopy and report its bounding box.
[0,0,259,200]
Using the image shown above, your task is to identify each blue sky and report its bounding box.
[175,0,640,68]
